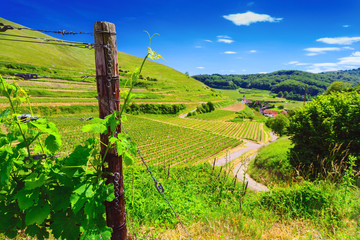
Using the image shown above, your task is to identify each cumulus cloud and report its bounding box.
[317,36,360,45]
[343,25,350,28]
[223,11,283,26]
[224,51,237,54]
[196,67,205,69]
[204,40,213,43]
[249,50,257,53]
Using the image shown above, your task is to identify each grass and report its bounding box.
[247,137,294,186]
[188,109,236,121]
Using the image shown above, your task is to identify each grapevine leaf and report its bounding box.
[123,151,135,166]
[0,109,10,122]
[115,140,124,155]
[45,134,62,154]
[51,211,80,240]
[82,123,107,134]
[24,173,47,190]
[25,203,50,225]
[25,225,49,240]
[70,194,87,214]
[14,189,39,210]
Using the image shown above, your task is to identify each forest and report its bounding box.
[193,69,360,100]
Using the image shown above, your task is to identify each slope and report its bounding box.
[0,17,221,103]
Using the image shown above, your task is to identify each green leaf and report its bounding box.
[82,123,107,134]
[45,134,62,154]
[51,211,80,240]
[24,173,47,190]
[25,203,50,225]
[123,151,135,166]
[0,109,10,122]
[14,189,39,210]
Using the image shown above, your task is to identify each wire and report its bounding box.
[0,33,93,45]
[122,122,192,240]
[0,38,94,49]
[0,23,93,35]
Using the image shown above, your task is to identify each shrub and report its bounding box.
[288,91,360,178]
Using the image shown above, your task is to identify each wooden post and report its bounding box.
[94,21,127,240]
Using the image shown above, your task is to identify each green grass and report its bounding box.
[248,137,294,186]
[188,109,236,121]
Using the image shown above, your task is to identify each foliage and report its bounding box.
[231,106,255,121]
[288,91,360,178]
[324,81,352,94]
[187,102,215,116]
[265,113,289,136]
[193,70,360,100]
[125,103,186,115]
[259,181,339,220]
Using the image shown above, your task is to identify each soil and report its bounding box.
[221,103,245,111]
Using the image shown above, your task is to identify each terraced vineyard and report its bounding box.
[123,115,243,166]
[153,117,270,143]
[48,114,242,166]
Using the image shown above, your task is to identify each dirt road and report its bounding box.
[215,132,279,192]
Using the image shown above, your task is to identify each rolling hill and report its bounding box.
[0,17,221,104]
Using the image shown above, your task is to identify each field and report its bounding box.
[219,88,304,110]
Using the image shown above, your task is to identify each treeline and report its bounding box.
[193,70,360,99]
[125,103,186,115]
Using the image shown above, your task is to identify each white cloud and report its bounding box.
[196,67,205,69]
[218,39,234,44]
[304,46,354,56]
[258,72,268,74]
[343,25,350,28]
[317,36,360,45]
[249,50,257,53]
[338,51,360,65]
[305,47,341,53]
[305,51,360,73]
[223,11,283,26]
[217,35,231,39]
[204,40,212,43]
[224,51,237,54]
[288,61,308,66]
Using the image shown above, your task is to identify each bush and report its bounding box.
[288,91,360,177]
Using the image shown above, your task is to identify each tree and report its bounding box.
[324,81,351,94]
[267,113,289,136]
[287,91,360,176]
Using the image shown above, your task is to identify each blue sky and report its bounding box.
[2,0,360,75]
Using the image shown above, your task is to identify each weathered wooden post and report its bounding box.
[94,21,127,239]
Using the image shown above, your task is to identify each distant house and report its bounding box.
[242,99,252,104]
[263,110,288,118]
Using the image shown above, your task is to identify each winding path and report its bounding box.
[215,132,279,192]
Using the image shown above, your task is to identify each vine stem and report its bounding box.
[0,78,31,158]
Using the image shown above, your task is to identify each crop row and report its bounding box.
[156,117,269,142]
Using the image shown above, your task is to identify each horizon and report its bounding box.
[2,0,360,76]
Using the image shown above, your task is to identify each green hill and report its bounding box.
[193,70,360,101]
[0,17,221,104]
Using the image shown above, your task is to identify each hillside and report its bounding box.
[0,17,221,104]
[193,70,360,101]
